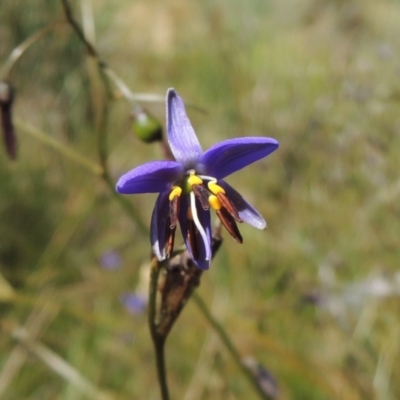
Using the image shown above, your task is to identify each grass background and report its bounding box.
[1,0,400,399]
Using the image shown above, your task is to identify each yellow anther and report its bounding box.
[208,194,222,211]
[169,186,182,201]
[188,174,203,186]
[208,182,225,195]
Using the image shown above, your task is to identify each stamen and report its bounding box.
[169,196,180,228]
[208,182,225,195]
[216,207,243,243]
[198,174,218,182]
[189,191,210,261]
[165,223,176,258]
[169,186,182,201]
[192,184,210,210]
[188,174,203,186]
[216,192,242,222]
[208,194,222,211]
[186,217,199,260]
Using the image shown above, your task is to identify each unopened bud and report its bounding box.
[0,81,17,159]
[131,107,163,143]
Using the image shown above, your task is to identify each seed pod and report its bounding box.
[131,107,163,143]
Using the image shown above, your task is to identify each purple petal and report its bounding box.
[198,137,279,179]
[151,192,170,260]
[178,196,212,270]
[116,160,183,194]
[220,181,267,229]
[167,88,203,167]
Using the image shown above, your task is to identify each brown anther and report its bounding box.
[216,192,242,222]
[169,195,180,228]
[192,184,210,210]
[165,222,176,258]
[186,216,200,261]
[216,207,243,243]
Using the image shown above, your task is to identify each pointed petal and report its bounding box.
[116,160,183,194]
[151,192,170,260]
[178,196,212,270]
[220,181,267,229]
[166,88,203,166]
[198,137,279,179]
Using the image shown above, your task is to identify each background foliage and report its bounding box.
[1,0,400,399]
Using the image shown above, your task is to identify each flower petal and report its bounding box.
[220,181,267,229]
[198,137,279,179]
[150,192,170,260]
[167,88,203,167]
[178,195,212,270]
[116,160,183,194]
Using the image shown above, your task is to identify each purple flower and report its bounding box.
[99,250,123,270]
[120,292,148,315]
[116,88,279,270]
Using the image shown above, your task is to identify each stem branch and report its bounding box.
[193,293,273,400]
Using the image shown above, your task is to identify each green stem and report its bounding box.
[59,3,263,400]
[60,0,158,106]
[59,0,148,236]
[0,21,62,80]
[60,0,97,57]
[14,119,102,175]
[192,292,273,400]
[60,2,169,398]
[148,259,170,400]
[154,338,169,400]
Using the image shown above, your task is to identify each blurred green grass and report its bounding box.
[1,0,400,399]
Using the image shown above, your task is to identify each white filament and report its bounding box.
[197,174,217,184]
[190,191,210,261]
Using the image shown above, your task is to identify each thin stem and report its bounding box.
[60,0,159,106]
[14,119,102,175]
[0,21,62,80]
[154,339,169,400]
[192,293,273,400]
[63,2,169,397]
[97,70,149,235]
[59,0,148,236]
[60,0,207,111]
[148,258,170,400]
[59,4,259,400]
[60,0,97,57]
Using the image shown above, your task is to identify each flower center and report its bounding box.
[165,170,243,261]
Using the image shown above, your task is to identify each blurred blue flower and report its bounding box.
[120,292,147,315]
[99,250,123,270]
[116,88,279,270]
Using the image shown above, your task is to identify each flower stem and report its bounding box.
[59,3,268,399]
[148,258,170,400]
[192,292,273,400]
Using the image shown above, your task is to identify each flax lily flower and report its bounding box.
[116,89,279,270]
